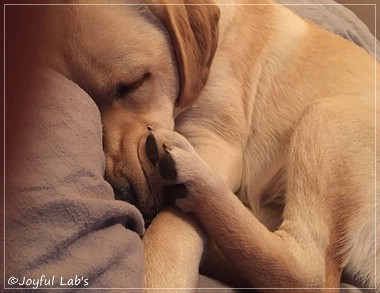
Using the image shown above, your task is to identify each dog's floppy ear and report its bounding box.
[150,1,220,115]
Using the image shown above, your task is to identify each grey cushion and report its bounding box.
[5,68,145,290]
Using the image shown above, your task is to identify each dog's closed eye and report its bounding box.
[115,72,151,98]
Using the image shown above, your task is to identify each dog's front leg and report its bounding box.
[143,206,205,292]
[146,131,329,291]
[146,113,374,292]
[143,129,302,289]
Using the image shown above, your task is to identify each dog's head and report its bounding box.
[42,1,219,223]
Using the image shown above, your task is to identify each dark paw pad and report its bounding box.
[163,184,189,203]
[145,134,159,165]
[158,152,177,180]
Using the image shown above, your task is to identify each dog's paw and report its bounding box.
[145,128,216,211]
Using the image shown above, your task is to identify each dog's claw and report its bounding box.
[146,134,159,165]
[158,152,177,180]
[163,141,173,152]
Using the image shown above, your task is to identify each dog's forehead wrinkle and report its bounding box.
[50,3,178,100]
[74,5,157,49]
[75,18,169,79]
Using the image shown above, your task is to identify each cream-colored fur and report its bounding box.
[38,0,378,292]
[146,1,378,291]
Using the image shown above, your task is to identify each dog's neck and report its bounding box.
[216,3,310,204]
[178,2,309,196]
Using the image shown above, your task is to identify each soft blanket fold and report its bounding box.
[5,68,145,291]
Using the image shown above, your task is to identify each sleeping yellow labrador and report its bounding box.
[39,0,378,291]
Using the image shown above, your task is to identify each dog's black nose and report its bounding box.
[113,184,138,206]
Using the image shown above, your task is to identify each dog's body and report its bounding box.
[38,1,378,291]
[144,3,378,291]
